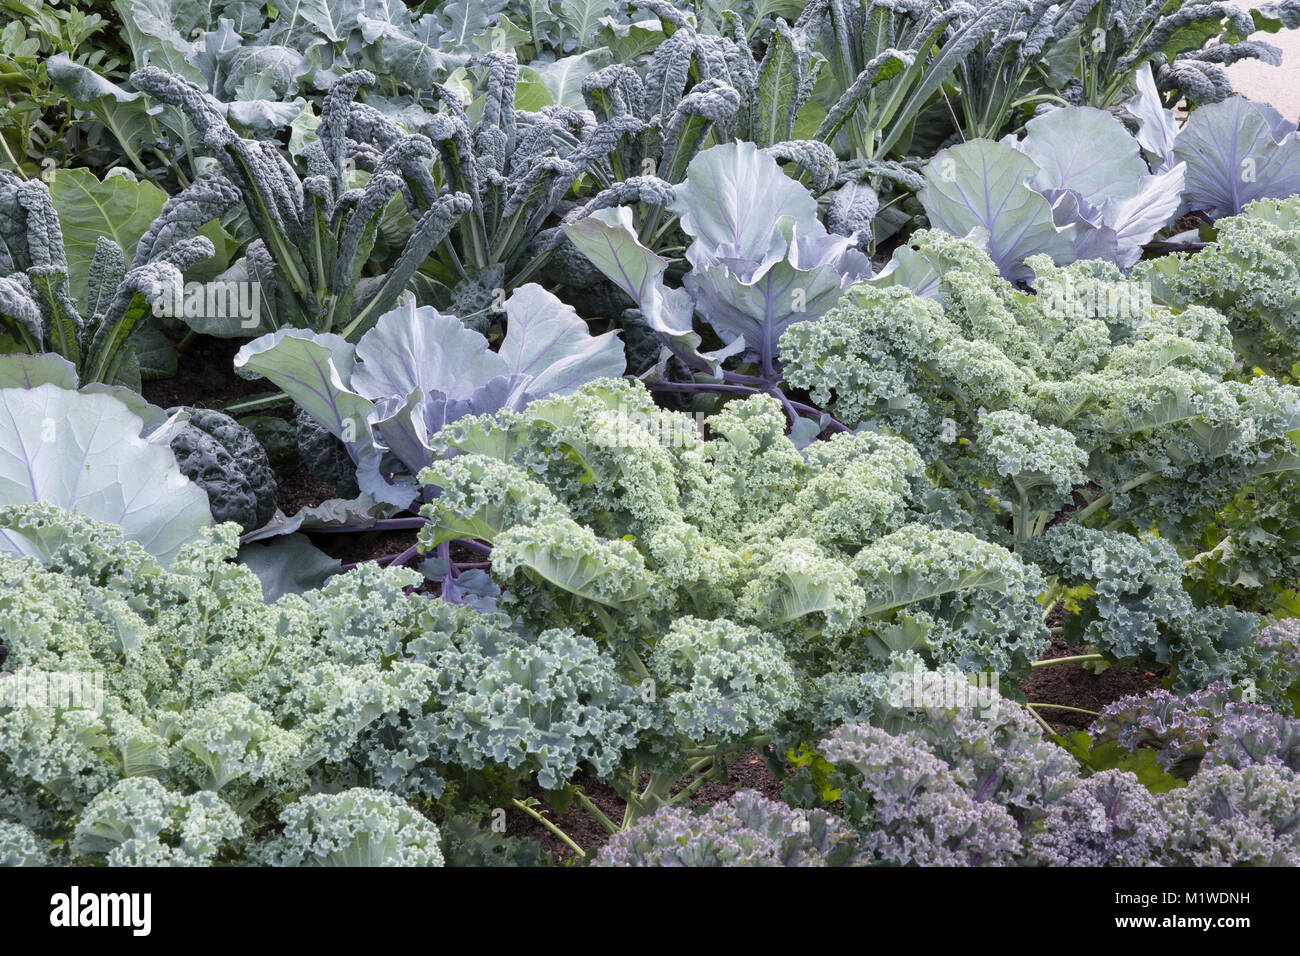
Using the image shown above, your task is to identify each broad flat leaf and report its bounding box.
[79,381,172,430]
[350,300,506,401]
[237,533,340,602]
[190,17,244,89]
[46,169,167,314]
[225,85,309,135]
[594,17,663,60]
[869,246,943,299]
[234,328,374,452]
[239,493,382,542]
[671,140,820,259]
[266,0,362,45]
[127,322,180,379]
[0,353,79,389]
[499,283,625,397]
[214,0,266,33]
[357,10,471,87]
[1021,106,1150,208]
[472,15,533,55]
[0,384,210,565]
[1047,189,1120,264]
[520,48,612,110]
[555,0,609,49]
[1098,164,1188,268]
[919,139,1076,281]
[114,0,206,83]
[432,0,494,48]
[686,221,871,370]
[46,55,157,174]
[564,207,724,371]
[1173,96,1300,218]
[1126,63,1179,168]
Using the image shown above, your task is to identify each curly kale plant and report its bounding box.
[593,790,862,866]
[0,504,651,862]
[416,378,1050,817]
[1028,769,1169,866]
[1091,681,1300,777]
[781,233,1300,682]
[260,789,445,867]
[820,721,1025,866]
[1142,196,1300,376]
[1160,763,1300,865]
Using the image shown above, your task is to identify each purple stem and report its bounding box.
[308,517,430,534]
[340,542,421,573]
[646,380,850,434]
[437,540,462,605]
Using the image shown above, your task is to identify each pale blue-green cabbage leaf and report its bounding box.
[234,283,623,512]
[0,383,211,565]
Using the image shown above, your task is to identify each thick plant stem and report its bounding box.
[570,788,619,835]
[1030,653,1105,668]
[645,380,850,433]
[306,517,430,533]
[1025,704,1058,738]
[510,798,585,858]
[1028,702,1102,718]
[1072,471,1161,523]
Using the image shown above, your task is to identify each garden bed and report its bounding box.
[3,0,1300,871]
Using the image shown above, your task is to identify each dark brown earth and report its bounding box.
[142,337,267,410]
[504,747,786,866]
[275,466,337,516]
[1017,634,1164,736]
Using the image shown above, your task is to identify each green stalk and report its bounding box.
[1030,653,1104,668]
[569,788,619,835]
[1072,470,1161,523]
[1028,702,1102,718]
[510,798,586,859]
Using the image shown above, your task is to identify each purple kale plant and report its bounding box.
[1029,769,1169,867]
[592,790,862,867]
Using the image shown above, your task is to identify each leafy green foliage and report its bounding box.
[0,168,234,384]
[0,0,131,176]
[0,504,654,862]
[594,790,863,866]
[131,66,471,339]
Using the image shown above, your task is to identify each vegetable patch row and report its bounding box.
[3,0,1300,866]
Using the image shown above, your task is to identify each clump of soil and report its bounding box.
[504,746,785,866]
[275,467,337,516]
[1018,634,1164,736]
[142,337,265,410]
